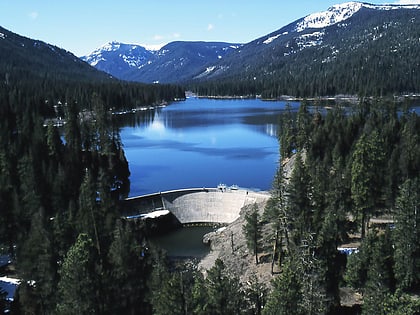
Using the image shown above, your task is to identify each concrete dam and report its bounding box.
[122,187,270,224]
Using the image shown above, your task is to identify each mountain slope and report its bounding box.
[0,25,112,85]
[193,2,420,97]
[83,41,241,83]
[81,2,420,96]
[0,26,185,116]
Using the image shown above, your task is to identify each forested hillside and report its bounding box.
[0,82,183,314]
[0,23,185,314]
[1,85,419,314]
[0,25,185,116]
[260,99,420,314]
[0,25,111,84]
[190,5,420,98]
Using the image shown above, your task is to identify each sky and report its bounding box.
[1,0,420,57]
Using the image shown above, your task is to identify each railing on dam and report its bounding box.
[121,187,269,224]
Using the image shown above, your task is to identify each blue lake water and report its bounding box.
[118,97,300,197]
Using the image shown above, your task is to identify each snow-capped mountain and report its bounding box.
[261,2,420,44]
[81,41,155,80]
[82,1,420,96]
[82,41,241,83]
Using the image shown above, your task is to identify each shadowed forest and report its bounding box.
[0,79,419,314]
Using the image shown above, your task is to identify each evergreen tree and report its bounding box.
[16,209,56,314]
[192,259,243,315]
[263,163,289,273]
[362,229,396,315]
[243,204,262,265]
[398,112,420,180]
[77,171,101,256]
[56,233,97,315]
[243,275,267,315]
[295,100,311,151]
[191,273,208,315]
[393,177,420,291]
[151,267,193,315]
[351,131,385,239]
[108,220,152,314]
[279,103,296,160]
[374,291,420,315]
[263,257,303,315]
[286,152,311,244]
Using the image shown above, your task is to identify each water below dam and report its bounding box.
[150,226,215,258]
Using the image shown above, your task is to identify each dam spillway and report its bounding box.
[122,187,270,224]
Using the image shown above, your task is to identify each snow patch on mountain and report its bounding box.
[142,43,165,51]
[262,32,288,45]
[366,3,420,11]
[296,31,325,49]
[194,65,229,80]
[296,2,420,32]
[296,2,363,31]
[263,34,281,45]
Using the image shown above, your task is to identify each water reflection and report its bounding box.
[118,98,300,196]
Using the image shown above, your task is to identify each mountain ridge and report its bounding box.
[191,1,420,97]
[82,41,241,83]
[81,1,420,97]
[3,1,418,97]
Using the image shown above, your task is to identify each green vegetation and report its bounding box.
[243,204,262,265]
[1,53,419,314]
[0,71,183,313]
[261,99,420,314]
[2,10,419,313]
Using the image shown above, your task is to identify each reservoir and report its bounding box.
[117,97,298,258]
[117,97,300,197]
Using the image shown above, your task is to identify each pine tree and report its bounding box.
[296,100,311,151]
[351,131,385,238]
[263,257,303,315]
[108,220,151,314]
[263,163,290,273]
[191,272,208,315]
[56,233,97,315]
[193,259,243,315]
[150,269,191,315]
[361,230,396,315]
[393,177,420,291]
[243,204,262,265]
[287,151,311,244]
[279,103,296,160]
[16,209,56,314]
[77,171,101,256]
[244,274,268,315]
